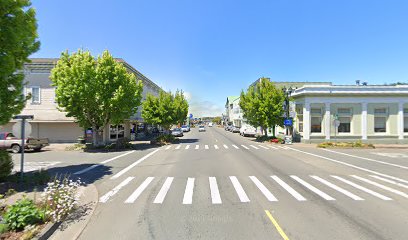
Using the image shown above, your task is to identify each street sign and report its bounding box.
[13,115,34,120]
[12,121,32,137]
[284,118,293,126]
[189,114,193,119]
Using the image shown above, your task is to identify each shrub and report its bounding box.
[0,150,13,181]
[0,223,8,234]
[155,134,176,144]
[42,176,82,222]
[4,198,44,231]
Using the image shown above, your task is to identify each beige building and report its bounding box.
[0,58,162,143]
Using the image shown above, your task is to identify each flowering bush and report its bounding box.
[42,177,82,222]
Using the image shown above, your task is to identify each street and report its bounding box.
[18,127,405,240]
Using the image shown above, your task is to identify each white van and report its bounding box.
[240,125,257,137]
[208,122,213,127]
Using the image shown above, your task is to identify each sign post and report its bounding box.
[12,115,34,182]
[284,118,293,144]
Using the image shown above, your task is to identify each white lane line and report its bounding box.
[241,145,250,149]
[111,149,160,179]
[250,145,259,149]
[165,146,171,150]
[331,176,392,200]
[153,177,174,204]
[205,145,209,150]
[268,146,278,150]
[369,175,408,190]
[258,145,269,149]
[175,145,181,150]
[275,145,285,149]
[286,147,408,184]
[291,176,335,200]
[311,176,364,200]
[223,144,229,149]
[74,164,100,175]
[99,177,135,203]
[271,176,306,201]
[322,148,408,170]
[229,176,250,202]
[183,178,195,204]
[351,175,408,199]
[75,150,136,175]
[124,177,154,203]
[209,177,222,204]
[185,145,190,150]
[195,145,199,149]
[232,144,239,149]
[249,176,277,201]
[214,145,219,149]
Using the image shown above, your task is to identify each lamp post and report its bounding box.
[282,87,293,136]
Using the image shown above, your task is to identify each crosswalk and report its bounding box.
[99,174,408,205]
[163,144,288,151]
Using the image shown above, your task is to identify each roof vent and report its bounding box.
[362,82,368,86]
[355,80,360,85]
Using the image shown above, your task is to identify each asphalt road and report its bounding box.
[14,127,408,239]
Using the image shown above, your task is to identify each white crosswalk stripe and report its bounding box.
[232,144,240,149]
[165,146,171,150]
[183,178,195,204]
[250,145,259,149]
[223,144,229,149]
[268,146,278,149]
[271,176,306,201]
[99,177,134,203]
[230,176,250,202]
[175,145,181,150]
[125,177,154,203]
[311,176,364,200]
[258,145,269,149]
[162,144,286,151]
[209,177,222,204]
[241,145,250,149]
[195,145,199,149]
[351,175,408,198]
[205,145,209,150]
[291,176,335,200]
[214,145,219,149]
[249,176,277,201]
[331,176,392,200]
[185,145,190,150]
[153,177,174,204]
[369,175,408,189]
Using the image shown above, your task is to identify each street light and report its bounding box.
[282,86,293,136]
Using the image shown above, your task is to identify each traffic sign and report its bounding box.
[284,118,293,126]
[12,121,32,137]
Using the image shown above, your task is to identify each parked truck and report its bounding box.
[0,132,49,153]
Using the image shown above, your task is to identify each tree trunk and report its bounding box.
[272,126,276,138]
[263,126,268,137]
[92,125,98,146]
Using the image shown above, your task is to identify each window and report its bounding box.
[404,108,408,132]
[338,117,351,133]
[311,108,322,114]
[374,108,387,114]
[298,115,303,132]
[0,133,4,139]
[296,104,303,132]
[374,116,386,133]
[337,108,352,115]
[110,124,125,140]
[311,116,322,133]
[31,87,40,104]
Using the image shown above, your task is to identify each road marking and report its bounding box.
[369,175,408,189]
[223,144,229,149]
[111,149,160,179]
[258,145,269,149]
[310,176,364,200]
[175,145,181,150]
[75,150,136,175]
[331,176,392,200]
[214,145,219,149]
[209,177,222,204]
[99,177,134,203]
[205,145,209,150]
[124,177,154,203]
[351,175,408,198]
[265,210,290,240]
[249,176,277,201]
[286,147,408,184]
[321,148,408,170]
[183,178,195,204]
[291,176,335,200]
[271,176,306,201]
[229,176,250,202]
[250,145,259,149]
[232,144,239,149]
[153,177,174,204]
[241,145,250,149]
[185,145,190,150]
[268,146,278,149]
[195,145,199,149]
[165,146,171,150]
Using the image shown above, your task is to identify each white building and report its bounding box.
[225,96,244,127]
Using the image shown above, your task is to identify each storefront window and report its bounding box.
[374,117,386,133]
[110,124,125,140]
[311,116,322,133]
[404,108,408,132]
[338,117,351,133]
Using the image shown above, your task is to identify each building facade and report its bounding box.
[0,58,162,143]
[225,96,243,127]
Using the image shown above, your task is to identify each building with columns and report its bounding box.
[291,84,408,143]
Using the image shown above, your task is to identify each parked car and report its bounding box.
[199,125,206,132]
[171,128,184,137]
[181,125,190,132]
[228,125,234,132]
[0,132,49,153]
[232,126,241,133]
[240,125,257,137]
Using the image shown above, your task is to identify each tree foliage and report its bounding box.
[50,50,143,145]
[142,90,189,130]
[239,78,285,136]
[0,0,40,124]
[212,117,222,124]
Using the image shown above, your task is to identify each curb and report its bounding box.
[33,221,61,240]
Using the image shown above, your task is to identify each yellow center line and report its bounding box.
[265,210,290,240]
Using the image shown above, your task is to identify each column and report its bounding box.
[361,103,367,140]
[325,103,331,140]
[303,102,311,140]
[398,102,404,140]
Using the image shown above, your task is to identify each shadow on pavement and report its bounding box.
[177,138,199,144]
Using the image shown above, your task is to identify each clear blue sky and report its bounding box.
[31,0,408,117]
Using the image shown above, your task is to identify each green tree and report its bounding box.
[240,78,285,137]
[173,90,189,126]
[0,0,40,124]
[142,91,175,131]
[50,50,143,146]
[212,117,222,124]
